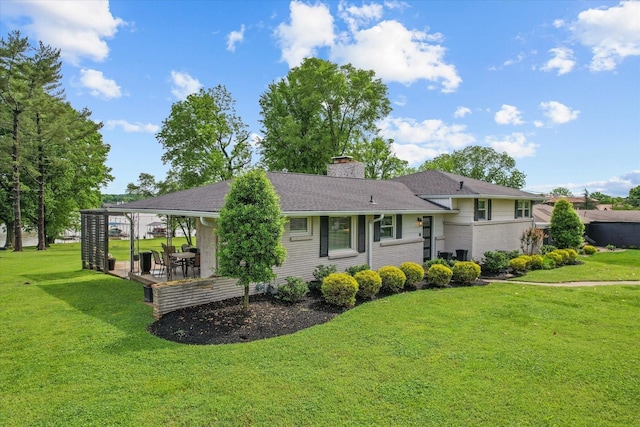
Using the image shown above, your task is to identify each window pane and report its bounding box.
[329,217,351,251]
[380,216,394,239]
[290,218,308,233]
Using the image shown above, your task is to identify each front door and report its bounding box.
[422,216,432,262]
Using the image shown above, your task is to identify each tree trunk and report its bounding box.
[37,112,46,250]
[12,111,23,252]
[4,221,15,249]
[243,281,249,310]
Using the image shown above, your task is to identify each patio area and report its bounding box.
[108,259,198,285]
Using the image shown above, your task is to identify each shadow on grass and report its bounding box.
[40,276,173,353]
[24,269,96,283]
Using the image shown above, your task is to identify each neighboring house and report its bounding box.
[393,170,545,261]
[542,196,600,210]
[103,158,544,284]
[534,204,640,247]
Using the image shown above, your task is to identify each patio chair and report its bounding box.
[151,250,165,276]
[163,250,181,276]
[191,252,201,278]
[181,243,190,252]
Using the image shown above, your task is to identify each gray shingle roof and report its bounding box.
[115,172,450,216]
[392,170,545,199]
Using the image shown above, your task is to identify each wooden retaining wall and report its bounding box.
[152,276,263,319]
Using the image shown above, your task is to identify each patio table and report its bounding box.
[171,252,195,276]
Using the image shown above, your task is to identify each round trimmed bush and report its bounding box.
[582,245,597,255]
[378,266,406,293]
[553,249,570,265]
[545,251,562,267]
[427,264,452,287]
[400,262,425,289]
[528,254,544,270]
[354,270,382,300]
[451,261,481,285]
[565,248,578,263]
[321,273,358,308]
[509,256,529,273]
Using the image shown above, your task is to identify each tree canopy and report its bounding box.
[347,137,411,179]
[156,85,252,189]
[258,58,393,175]
[549,187,573,197]
[419,146,526,189]
[1,31,111,249]
[628,185,640,208]
[216,169,286,309]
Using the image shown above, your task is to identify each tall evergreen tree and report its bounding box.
[549,199,584,249]
[216,170,286,310]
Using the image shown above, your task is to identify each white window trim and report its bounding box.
[380,215,395,240]
[328,216,356,254]
[516,201,531,218]
[289,217,311,236]
[477,199,488,220]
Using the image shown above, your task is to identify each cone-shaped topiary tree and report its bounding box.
[549,199,584,249]
[217,169,287,309]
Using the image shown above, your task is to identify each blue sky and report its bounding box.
[2,0,639,197]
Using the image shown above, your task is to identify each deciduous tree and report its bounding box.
[347,137,410,179]
[258,58,391,175]
[419,146,526,188]
[216,170,286,310]
[156,85,251,189]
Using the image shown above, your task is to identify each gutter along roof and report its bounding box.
[110,172,453,217]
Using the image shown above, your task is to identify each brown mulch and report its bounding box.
[148,278,493,346]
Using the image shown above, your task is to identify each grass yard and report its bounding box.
[1,244,639,426]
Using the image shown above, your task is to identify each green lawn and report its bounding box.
[1,244,639,426]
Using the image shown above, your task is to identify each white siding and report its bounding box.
[471,219,534,261]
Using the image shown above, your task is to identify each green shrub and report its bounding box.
[424,258,453,270]
[540,244,557,255]
[554,249,570,265]
[565,248,578,263]
[354,270,382,300]
[310,264,337,291]
[275,277,309,303]
[528,254,544,270]
[400,262,425,288]
[606,244,616,251]
[542,254,557,269]
[451,261,481,285]
[345,264,370,276]
[481,251,511,273]
[427,264,453,287]
[509,256,529,273]
[378,266,407,293]
[582,245,597,255]
[321,273,358,308]
[545,251,563,266]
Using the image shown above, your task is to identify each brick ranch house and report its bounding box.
[105,158,544,285]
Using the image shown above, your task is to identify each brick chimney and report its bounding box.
[326,156,365,179]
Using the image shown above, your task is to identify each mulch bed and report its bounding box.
[148,278,494,345]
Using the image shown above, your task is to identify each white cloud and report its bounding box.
[274,1,335,67]
[2,0,125,65]
[338,1,383,33]
[105,120,159,133]
[526,170,640,197]
[454,106,471,118]
[79,69,121,99]
[570,1,640,71]
[226,24,245,52]
[533,120,544,128]
[540,101,580,124]
[553,19,565,29]
[541,47,575,75]
[274,1,461,92]
[495,105,524,125]
[170,71,202,100]
[486,132,538,159]
[331,20,461,92]
[503,52,525,67]
[379,116,476,164]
